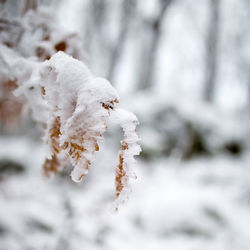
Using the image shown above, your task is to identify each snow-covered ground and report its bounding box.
[1,136,250,250]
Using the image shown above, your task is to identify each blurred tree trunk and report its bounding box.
[83,0,108,65]
[203,0,221,102]
[108,0,136,84]
[138,0,173,91]
[21,0,38,15]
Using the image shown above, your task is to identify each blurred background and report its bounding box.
[1,0,250,249]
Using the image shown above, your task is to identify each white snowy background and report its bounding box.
[1,0,250,250]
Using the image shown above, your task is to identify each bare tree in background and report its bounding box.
[21,0,38,15]
[83,0,110,73]
[204,0,221,102]
[108,0,136,84]
[237,0,250,107]
[138,0,173,91]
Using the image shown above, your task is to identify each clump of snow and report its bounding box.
[14,52,140,204]
[111,108,141,207]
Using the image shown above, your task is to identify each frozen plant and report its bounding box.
[0,1,83,127]
[0,1,141,204]
[16,52,141,204]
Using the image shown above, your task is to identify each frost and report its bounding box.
[14,52,141,204]
[0,4,140,205]
[111,108,141,204]
[0,4,84,127]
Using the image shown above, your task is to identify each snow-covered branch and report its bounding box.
[0,2,141,204]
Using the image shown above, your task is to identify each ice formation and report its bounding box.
[0,4,141,204]
[15,52,141,202]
